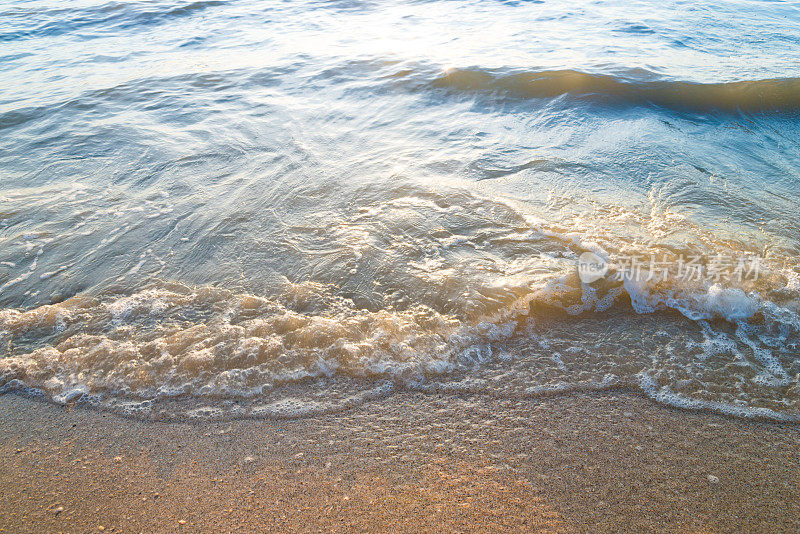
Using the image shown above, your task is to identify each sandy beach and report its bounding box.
[2,392,798,533]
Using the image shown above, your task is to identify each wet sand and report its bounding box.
[1,392,799,533]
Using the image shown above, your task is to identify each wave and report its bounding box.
[4,61,797,135]
[427,68,800,113]
[1,251,798,421]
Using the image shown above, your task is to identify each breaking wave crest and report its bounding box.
[427,68,800,113]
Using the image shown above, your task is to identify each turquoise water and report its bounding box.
[1,0,800,420]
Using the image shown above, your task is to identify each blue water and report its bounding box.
[1,0,799,420]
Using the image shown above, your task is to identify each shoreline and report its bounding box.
[2,391,799,533]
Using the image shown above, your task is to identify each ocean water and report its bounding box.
[1,0,800,420]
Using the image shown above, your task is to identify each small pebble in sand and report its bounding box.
[97,527,105,532]
[53,506,64,515]
[707,475,720,484]
[243,456,255,464]
[178,519,187,525]
[113,456,122,463]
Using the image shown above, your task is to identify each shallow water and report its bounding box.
[1,0,800,420]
